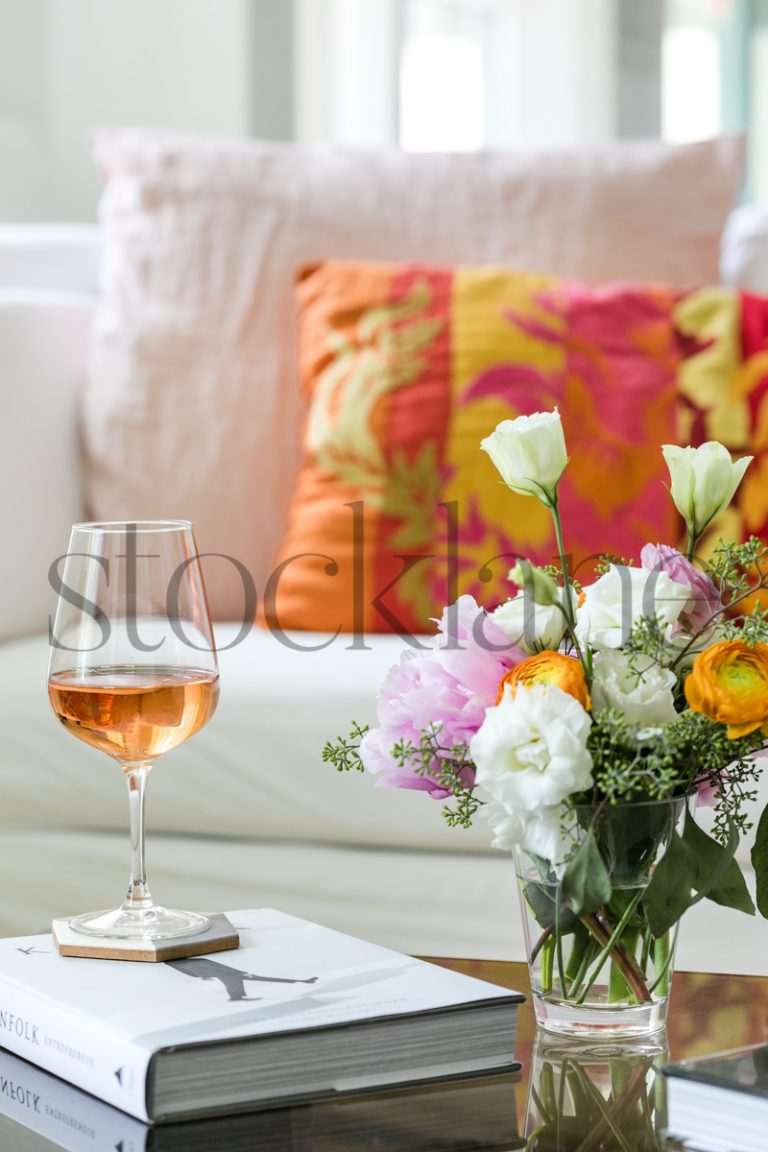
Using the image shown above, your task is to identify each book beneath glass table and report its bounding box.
[0,959,762,1151]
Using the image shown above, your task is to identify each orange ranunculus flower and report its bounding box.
[684,639,768,739]
[497,651,591,711]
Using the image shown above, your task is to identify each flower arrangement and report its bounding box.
[325,410,768,1030]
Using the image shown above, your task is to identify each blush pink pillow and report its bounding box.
[83,130,743,618]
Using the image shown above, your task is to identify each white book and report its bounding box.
[0,1046,524,1152]
[0,909,523,1124]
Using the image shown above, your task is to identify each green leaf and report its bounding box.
[522,881,577,934]
[643,830,698,937]
[751,803,768,918]
[683,813,755,915]
[562,829,612,916]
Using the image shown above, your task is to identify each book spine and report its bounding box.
[0,1049,150,1152]
[0,982,151,1121]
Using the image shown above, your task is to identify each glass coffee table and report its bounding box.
[0,958,763,1150]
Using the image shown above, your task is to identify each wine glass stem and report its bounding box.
[122,763,154,914]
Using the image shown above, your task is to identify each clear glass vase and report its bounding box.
[515,796,690,1039]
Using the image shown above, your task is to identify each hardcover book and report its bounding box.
[663,1042,768,1152]
[0,1046,524,1152]
[0,909,523,1124]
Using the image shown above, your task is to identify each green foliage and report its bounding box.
[523,881,577,934]
[322,722,370,773]
[390,724,481,828]
[540,562,583,595]
[562,829,612,916]
[323,721,480,827]
[703,536,768,643]
[592,554,635,576]
[682,814,754,915]
[707,535,768,590]
[624,615,672,668]
[585,710,688,802]
[720,606,768,646]
[584,709,764,847]
[751,804,768,918]
[643,830,698,937]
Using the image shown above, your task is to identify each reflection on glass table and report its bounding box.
[2,958,767,1151]
[524,1034,668,1151]
[433,959,768,1152]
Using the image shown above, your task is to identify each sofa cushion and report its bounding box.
[265,260,768,634]
[0,625,491,853]
[82,130,743,620]
[1,828,763,971]
[721,204,768,295]
[3,624,765,865]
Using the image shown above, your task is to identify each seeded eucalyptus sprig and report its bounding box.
[392,723,480,828]
[581,707,764,835]
[585,710,685,802]
[707,535,768,591]
[324,721,481,828]
[592,554,635,576]
[322,722,370,773]
[624,614,673,669]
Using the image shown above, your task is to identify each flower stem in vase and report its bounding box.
[577,897,653,1005]
[649,927,678,996]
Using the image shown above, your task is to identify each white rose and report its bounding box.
[575,565,691,650]
[491,591,570,653]
[591,650,678,725]
[481,409,568,506]
[662,442,752,537]
[471,684,593,816]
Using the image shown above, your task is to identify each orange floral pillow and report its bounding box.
[262,262,767,636]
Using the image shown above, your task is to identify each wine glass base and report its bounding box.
[68,907,210,941]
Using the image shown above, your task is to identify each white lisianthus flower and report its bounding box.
[481,409,568,506]
[662,442,752,537]
[471,684,593,820]
[575,565,691,650]
[485,802,570,862]
[591,650,678,726]
[491,589,571,654]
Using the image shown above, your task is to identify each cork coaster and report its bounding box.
[52,912,239,962]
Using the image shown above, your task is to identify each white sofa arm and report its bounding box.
[0,225,101,295]
[0,291,93,641]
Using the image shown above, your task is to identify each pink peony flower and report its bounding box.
[360,596,523,797]
[640,543,721,633]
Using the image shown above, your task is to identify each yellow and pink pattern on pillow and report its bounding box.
[263,261,766,636]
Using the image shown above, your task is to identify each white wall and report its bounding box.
[295,0,659,152]
[295,0,399,147]
[489,0,618,149]
[0,0,293,221]
[0,0,663,222]
[0,0,54,220]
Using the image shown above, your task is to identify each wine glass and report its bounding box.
[47,520,219,940]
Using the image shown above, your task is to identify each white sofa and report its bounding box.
[2,209,768,975]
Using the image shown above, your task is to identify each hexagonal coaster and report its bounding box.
[51,912,239,962]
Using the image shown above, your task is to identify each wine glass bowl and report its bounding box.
[47,520,219,940]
